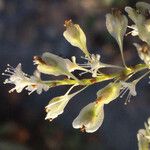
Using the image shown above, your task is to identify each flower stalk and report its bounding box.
[43,63,148,87]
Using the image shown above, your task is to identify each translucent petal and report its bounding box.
[72,102,104,133]
[63,20,90,58]
[106,12,128,67]
[45,85,87,121]
[34,52,80,81]
[45,95,70,121]
[125,5,150,44]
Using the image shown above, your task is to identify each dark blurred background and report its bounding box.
[0,0,150,150]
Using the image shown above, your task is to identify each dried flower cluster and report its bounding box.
[2,2,150,133]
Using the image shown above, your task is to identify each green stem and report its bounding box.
[43,63,148,87]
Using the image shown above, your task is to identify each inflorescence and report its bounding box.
[2,2,150,133]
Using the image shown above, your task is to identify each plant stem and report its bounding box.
[43,63,148,87]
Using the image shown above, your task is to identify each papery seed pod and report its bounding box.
[72,102,104,133]
[45,95,71,121]
[63,20,90,58]
[45,85,87,121]
[33,52,80,82]
[106,9,128,67]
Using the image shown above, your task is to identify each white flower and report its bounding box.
[120,80,137,104]
[3,64,30,93]
[125,2,150,45]
[90,54,102,77]
[25,70,49,95]
[80,54,122,77]
[3,64,49,94]
[120,71,150,104]
[79,54,102,77]
[45,85,87,121]
[72,102,104,133]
